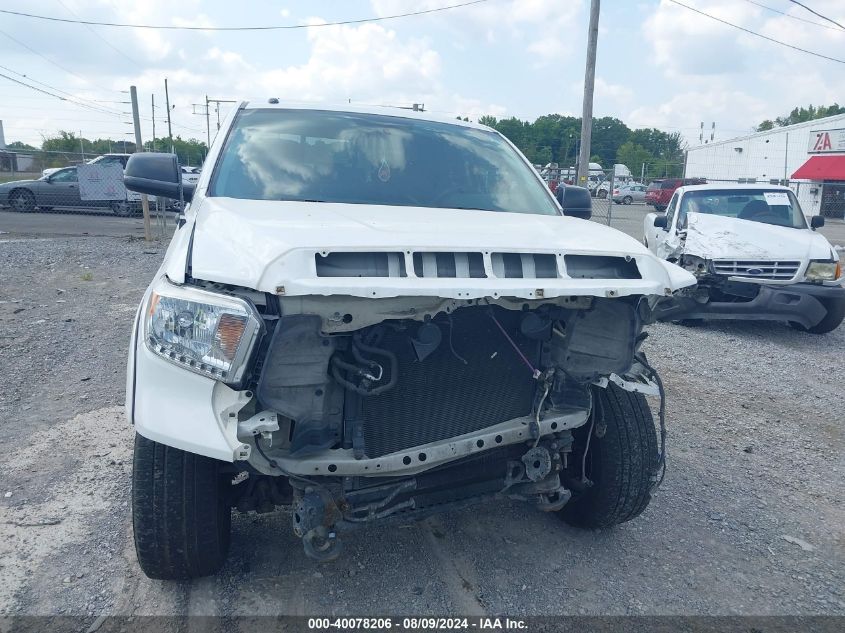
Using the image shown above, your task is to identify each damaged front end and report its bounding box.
[652,253,841,329]
[231,293,664,560]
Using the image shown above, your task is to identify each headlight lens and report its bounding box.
[805,261,841,281]
[144,278,263,383]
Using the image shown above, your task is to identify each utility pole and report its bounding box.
[577,0,600,186]
[195,98,236,149]
[164,78,174,154]
[130,85,152,241]
[784,132,789,183]
[79,130,84,161]
[151,94,156,152]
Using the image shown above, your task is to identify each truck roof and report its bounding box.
[241,100,493,131]
[677,183,792,195]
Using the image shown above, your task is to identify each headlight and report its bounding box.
[144,278,263,384]
[805,261,841,282]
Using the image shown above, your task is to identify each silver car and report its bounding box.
[612,183,647,205]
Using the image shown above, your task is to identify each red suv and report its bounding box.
[645,178,706,211]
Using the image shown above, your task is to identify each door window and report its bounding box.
[665,193,679,228]
[51,169,78,183]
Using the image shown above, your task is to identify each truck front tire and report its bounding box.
[132,433,232,579]
[560,383,659,528]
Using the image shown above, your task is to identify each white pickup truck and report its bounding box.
[644,183,844,334]
[123,102,695,578]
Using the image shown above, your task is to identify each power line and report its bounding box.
[0,64,126,116]
[0,71,125,118]
[0,61,203,133]
[668,0,845,64]
[56,0,146,69]
[0,0,492,30]
[0,29,119,94]
[0,68,131,119]
[741,0,842,31]
[786,0,845,31]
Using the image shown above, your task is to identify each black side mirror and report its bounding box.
[810,215,825,229]
[124,152,194,202]
[557,184,592,220]
[653,215,668,229]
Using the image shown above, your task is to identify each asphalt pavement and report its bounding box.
[0,208,176,240]
[3,203,844,245]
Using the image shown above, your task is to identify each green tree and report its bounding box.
[481,112,685,174]
[532,146,553,165]
[756,104,845,131]
[616,142,653,176]
[40,131,138,156]
[6,141,36,150]
[151,136,208,166]
[590,117,631,167]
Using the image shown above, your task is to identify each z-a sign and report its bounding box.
[808,128,845,154]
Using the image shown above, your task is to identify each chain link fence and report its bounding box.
[0,148,178,239]
[537,165,650,226]
[685,125,845,220]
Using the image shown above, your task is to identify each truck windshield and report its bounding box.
[679,189,807,229]
[209,109,559,215]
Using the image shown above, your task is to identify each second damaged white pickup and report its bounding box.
[645,183,845,334]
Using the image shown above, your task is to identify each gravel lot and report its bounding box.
[0,234,842,621]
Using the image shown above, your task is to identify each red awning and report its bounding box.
[791,155,845,181]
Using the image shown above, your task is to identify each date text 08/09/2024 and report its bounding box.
[307,617,528,630]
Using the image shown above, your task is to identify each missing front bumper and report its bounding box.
[245,409,590,477]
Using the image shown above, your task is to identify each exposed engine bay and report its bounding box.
[226,292,664,561]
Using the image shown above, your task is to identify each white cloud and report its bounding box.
[627,87,768,138]
[639,0,845,142]
[370,0,583,63]
[643,0,760,77]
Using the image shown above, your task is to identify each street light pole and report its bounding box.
[577,0,600,186]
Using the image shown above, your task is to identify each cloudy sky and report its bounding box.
[1,0,843,148]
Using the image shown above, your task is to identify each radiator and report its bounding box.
[359,307,539,458]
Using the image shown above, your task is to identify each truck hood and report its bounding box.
[683,212,834,261]
[184,198,695,300]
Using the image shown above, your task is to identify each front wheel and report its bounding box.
[132,434,232,579]
[110,200,133,217]
[789,298,845,334]
[560,383,658,528]
[623,196,633,205]
[10,189,35,212]
[597,189,608,199]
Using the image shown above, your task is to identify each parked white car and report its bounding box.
[123,102,694,578]
[644,184,844,334]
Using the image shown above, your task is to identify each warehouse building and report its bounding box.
[685,113,845,219]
